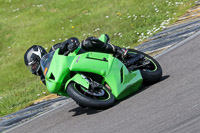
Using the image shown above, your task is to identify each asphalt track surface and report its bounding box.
[6,32,200,133]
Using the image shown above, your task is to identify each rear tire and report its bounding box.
[128,49,162,85]
[67,82,115,109]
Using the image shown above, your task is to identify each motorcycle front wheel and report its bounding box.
[67,82,115,109]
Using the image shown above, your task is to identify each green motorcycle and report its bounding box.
[40,35,162,109]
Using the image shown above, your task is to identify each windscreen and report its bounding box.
[40,51,55,76]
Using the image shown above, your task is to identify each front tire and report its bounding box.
[67,82,115,109]
[128,49,162,85]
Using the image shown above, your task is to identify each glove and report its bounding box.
[67,38,79,52]
[67,42,78,52]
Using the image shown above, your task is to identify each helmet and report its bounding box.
[24,45,47,75]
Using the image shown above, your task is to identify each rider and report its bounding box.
[24,34,128,85]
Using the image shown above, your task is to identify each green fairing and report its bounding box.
[44,52,142,100]
[43,34,143,100]
[104,59,143,100]
[45,47,81,96]
[69,52,113,76]
[68,52,142,100]
[45,50,70,96]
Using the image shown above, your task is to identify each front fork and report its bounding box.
[80,74,103,90]
[65,73,103,93]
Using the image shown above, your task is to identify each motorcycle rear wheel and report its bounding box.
[67,82,115,109]
[128,49,162,85]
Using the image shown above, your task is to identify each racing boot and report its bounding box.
[81,34,129,59]
[99,34,129,59]
[96,35,145,68]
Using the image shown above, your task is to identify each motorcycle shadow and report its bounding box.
[68,106,102,116]
[69,75,170,116]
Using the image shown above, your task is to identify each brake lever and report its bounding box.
[64,51,70,56]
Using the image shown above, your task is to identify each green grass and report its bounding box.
[0,0,196,117]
